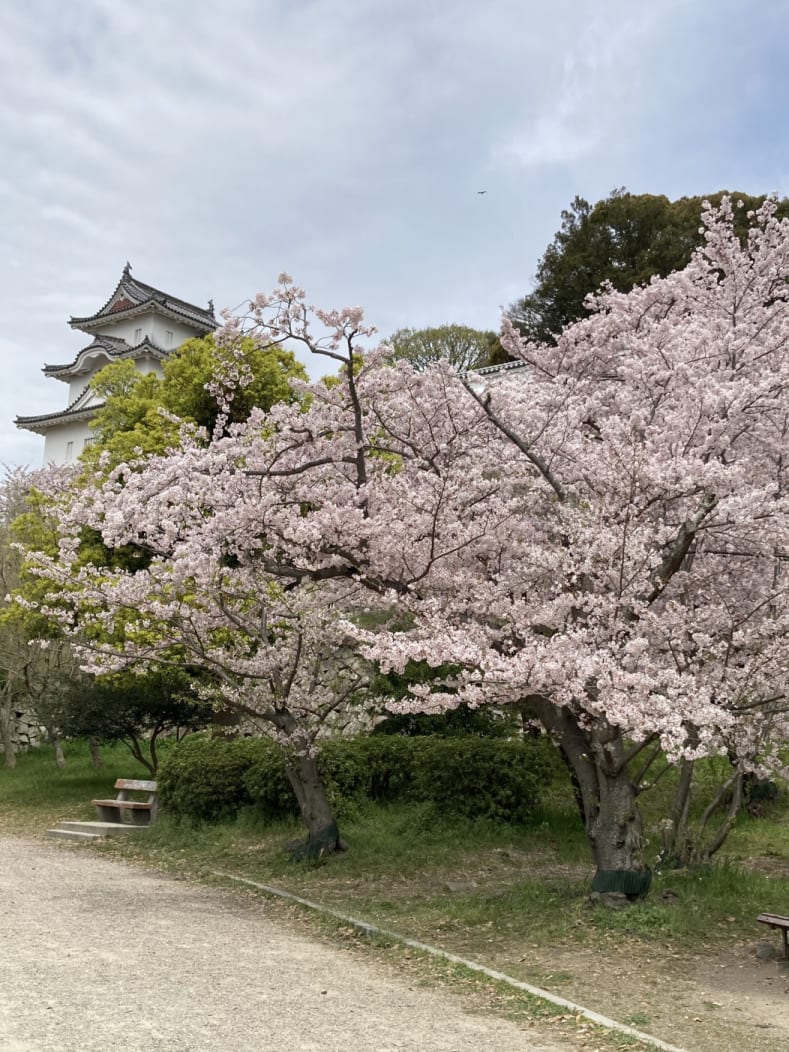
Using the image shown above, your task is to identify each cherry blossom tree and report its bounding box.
[383,194,789,883]
[19,323,398,850]
[25,468,379,850]
[22,197,788,884]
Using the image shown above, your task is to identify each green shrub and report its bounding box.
[353,736,418,802]
[241,745,299,821]
[159,732,554,825]
[410,737,553,822]
[158,735,267,821]
[321,736,417,803]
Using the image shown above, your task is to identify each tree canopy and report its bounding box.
[509,188,789,344]
[50,668,213,774]
[85,334,308,467]
[385,324,503,372]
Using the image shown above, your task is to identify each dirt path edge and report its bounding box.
[213,870,690,1052]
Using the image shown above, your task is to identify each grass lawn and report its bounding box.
[3,739,789,1052]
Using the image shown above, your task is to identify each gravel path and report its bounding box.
[0,836,570,1052]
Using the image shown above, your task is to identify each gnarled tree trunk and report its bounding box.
[586,762,644,875]
[527,696,648,894]
[284,751,344,855]
[273,712,344,858]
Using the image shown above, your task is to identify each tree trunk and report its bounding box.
[284,751,345,857]
[123,736,156,776]
[88,736,104,768]
[696,770,743,862]
[659,758,694,866]
[663,763,744,867]
[519,701,585,824]
[526,696,648,892]
[53,736,66,769]
[585,762,645,875]
[1,703,16,769]
[557,745,587,826]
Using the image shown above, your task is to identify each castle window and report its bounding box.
[65,441,74,461]
[134,327,142,343]
[165,330,174,348]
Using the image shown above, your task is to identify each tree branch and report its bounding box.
[461,380,567,503]
[645,492,718,604]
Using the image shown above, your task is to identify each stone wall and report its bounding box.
[0,711,43,753]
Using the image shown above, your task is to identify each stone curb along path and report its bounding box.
[0,835,574,1052]
[214,872,690,1052]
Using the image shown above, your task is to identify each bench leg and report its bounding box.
[95,805,123,823]
[783,929,788,961]
[128,809,152,827]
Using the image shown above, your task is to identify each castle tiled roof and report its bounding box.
[44,334,168,380]
[15,385,99,435]
[468,359,528,377]
[69,263,216,333]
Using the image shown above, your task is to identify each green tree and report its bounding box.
[161,335,306,432]
[386,324,503,372]
[510,188,789,344]
[50,668,213,774]
[87,363,175,464]
[0,471,87,768]
[85,334,307,466]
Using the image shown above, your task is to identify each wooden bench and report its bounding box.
[92,779,158,826]
[757,913,789,960]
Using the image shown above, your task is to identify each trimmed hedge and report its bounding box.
[411,737,549,822]
[158,732,556,824]
[158,736,275,822]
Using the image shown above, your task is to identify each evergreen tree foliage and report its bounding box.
[510,188,789,344]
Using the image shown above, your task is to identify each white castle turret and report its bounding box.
[16,264,215,465]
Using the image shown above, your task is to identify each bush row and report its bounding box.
[158,733,557,824]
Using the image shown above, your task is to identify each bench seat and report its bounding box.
[91,778,158,827]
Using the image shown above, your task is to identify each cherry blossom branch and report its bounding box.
[645,492,718,603]
[460,380,567,503]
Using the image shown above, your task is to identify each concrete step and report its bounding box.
[49,820,142,839]
[47,828,103,842]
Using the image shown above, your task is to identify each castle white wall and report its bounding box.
[43,418,97,466]
[67,375,99,403]
[99,315,200,349]
[26,292,214,467]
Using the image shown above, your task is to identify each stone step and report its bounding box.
[47,828,103,842]
[49,820,141,838]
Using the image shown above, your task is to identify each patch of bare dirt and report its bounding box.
[740,855,789,879]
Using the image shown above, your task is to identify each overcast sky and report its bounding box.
[2,0,787,468]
